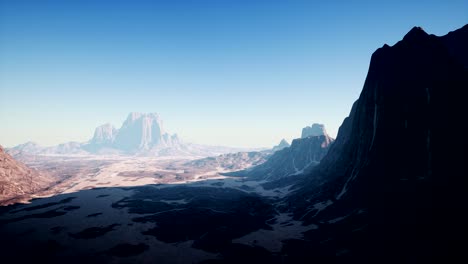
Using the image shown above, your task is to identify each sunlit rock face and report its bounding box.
[91,123,117,146]
[83,113,184,154]
[113,112,175,152]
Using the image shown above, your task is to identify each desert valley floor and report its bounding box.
[0,154,312,263]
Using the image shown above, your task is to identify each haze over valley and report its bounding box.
[2,111,302,204]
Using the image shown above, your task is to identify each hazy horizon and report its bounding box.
[1,0,467,148]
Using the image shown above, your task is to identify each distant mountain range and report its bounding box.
[190,124,332,179]
[7,112,264,157]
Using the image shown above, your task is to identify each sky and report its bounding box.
[1,0,467,148]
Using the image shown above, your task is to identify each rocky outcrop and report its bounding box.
[301,123,328,138]
[271,139,290,152]
[112,112,176,151]
[0,145,53,205]
[245,135,333,181]
[232,125,334,181]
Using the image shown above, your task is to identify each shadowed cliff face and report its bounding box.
[285,25,468,261]
[441,24,468,68]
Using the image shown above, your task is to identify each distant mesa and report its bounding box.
[301,123,328,138]
[90,123,117,146]
[85,112,182,153]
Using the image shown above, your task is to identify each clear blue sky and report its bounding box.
[1,0,467,148]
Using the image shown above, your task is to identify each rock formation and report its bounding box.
[301,123,328,138]
[233,124,334,181]
[0,145,53,205]
[271,139,290,152]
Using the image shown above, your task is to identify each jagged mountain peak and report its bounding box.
[403,26,428,41]
[272,138,290,152]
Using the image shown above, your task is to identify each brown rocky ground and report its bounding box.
[0,145,55,205]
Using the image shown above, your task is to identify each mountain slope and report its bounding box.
[186,151,270,171]
[232,124,334,181]
[283,25,468,262]
[0,146,54,205]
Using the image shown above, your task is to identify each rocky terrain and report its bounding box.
[229,124,334,181]
[0,146,55,205]
[301,123,327,138]
[186,151,270,172]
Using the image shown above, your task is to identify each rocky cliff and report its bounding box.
[282,25,468,262]
[0,146,53,205]
[232,124,333,181]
